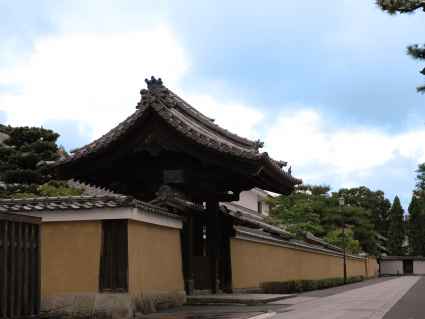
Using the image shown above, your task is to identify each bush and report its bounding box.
[261,276,365,294]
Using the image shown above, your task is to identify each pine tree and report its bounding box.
[408,195,425,255]
[0,124,80,198]
[377,0,425,92]
[387,196,405,255]
[415,163,425,192]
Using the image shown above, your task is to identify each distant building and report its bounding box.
[379,256,425,275]
[222,188,271,219]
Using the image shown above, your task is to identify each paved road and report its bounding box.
[383,276,425,319]
[144,277,411,319]
[300,277,394,298]
[274,276,420,319]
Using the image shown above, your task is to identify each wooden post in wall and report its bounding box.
[206,200,220,294]
[185,215,195,295]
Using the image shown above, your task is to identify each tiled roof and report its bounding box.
[0,195,174,218]
[221,205,293,239]
[67,179,118,196]
[0,131,9,145]
[380,256,425,261]
[0,195,131,213]
[304,231,343,253]
[53,77,301,189]
[235,226,364,258]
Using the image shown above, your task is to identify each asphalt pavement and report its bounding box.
[383,276,425,319]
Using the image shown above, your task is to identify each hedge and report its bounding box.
[261,276,365,293]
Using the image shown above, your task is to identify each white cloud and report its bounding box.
[0,26,188,139]
[0,25,263,144]
[2,21,425,201]
[265,108,425,186]
[185,93,263,140]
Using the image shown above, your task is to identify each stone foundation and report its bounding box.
[41,291,186,318]
[132,291,186,314]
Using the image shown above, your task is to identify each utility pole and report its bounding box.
[339,197,347,284]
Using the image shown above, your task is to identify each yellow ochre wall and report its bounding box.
[41,221,102,296]
[231,238,371,289]
[347,257,366,277]
[366,256,379,277]
[128,220,184,295]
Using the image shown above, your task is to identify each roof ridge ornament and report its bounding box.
[254,139,264,151]
[145,76,164,90]
[137,76,164,109]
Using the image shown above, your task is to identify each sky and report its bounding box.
[1,0,424,209]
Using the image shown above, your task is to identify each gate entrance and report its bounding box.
[0,213,41,319]
[181,209,234,295]
[403,260,414,274]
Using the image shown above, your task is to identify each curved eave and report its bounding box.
[51,85,301,196]
[260,154,302,194]
[152,101,302,194]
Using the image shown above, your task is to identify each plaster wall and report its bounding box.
[127,220,184,295]
[413,261,425,274]
[233,189,270,216]
[367,256,379,277]
[230,238,367,289]
[41,221,101,296]
[231,239,373,289]
[347,258,366,277]
[380,260,403,275]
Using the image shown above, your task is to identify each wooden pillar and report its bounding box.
[206,200,220,294]
[220,215,233,293]
[185,215,195,295]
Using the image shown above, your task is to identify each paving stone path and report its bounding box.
[141,277,418,319]
[383,276,425,319]
[274,276,419,319]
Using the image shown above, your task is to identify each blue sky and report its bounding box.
[1,0,424,208]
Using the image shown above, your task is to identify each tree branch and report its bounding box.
[408,45,425,60]
[377,0,425,14]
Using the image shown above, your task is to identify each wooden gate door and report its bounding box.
[0,213,41,319]
[403,260,414,275]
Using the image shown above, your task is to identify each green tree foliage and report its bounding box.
[377,0,425,92]
[414,163,425,193]
[269,185,383,255]
[0,124,80,198]
[387,196,406,255]
[334,187,391,237]
[407,163,425,255]
[324,228,361,254]
[407,194,425,255]
[268,185,328,236]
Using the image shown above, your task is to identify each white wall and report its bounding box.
[380,260,403,275]
[236,190,259,212]
[414,261,425,275]
[233,188,270,216]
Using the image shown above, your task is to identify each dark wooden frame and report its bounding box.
[403,259,414,274]
[0,213,41,319]
[99,219,129,293]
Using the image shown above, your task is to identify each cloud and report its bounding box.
[0,111,6,124]
[185,93,263,140]
[265,108,425,190]
[43,119,93,151]
[0,26,188,140]
[0,24,264,149]
[0,6,423,207]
